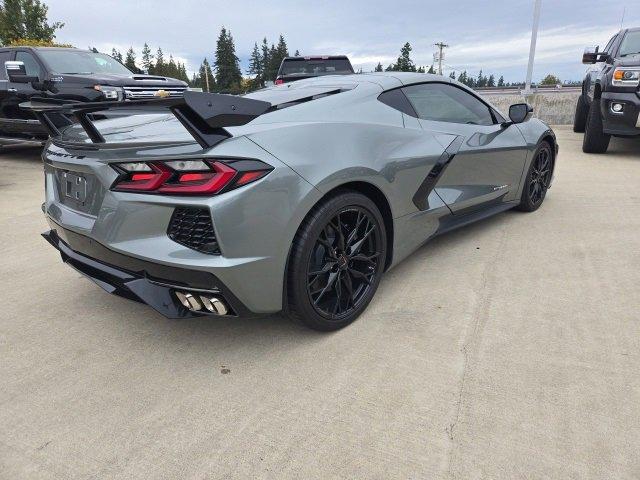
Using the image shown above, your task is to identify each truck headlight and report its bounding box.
[93,85,124,101]
[612,68,640,87]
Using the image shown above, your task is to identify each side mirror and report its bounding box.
[582,46,609,64]
[5,60,40,83]
[506,103,533,125]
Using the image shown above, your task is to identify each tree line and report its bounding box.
[0,0,570,93]
[376,41,569,88]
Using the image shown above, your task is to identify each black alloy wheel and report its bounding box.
[287,191,386,331]
[528,144,553,205]
[307,207,382,318]
[517,141,553,212]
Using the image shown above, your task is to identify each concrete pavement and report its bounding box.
[1,127,639,479]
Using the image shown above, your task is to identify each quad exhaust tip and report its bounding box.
[175,291,229,316]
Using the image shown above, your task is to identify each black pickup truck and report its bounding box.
[574,27,640,153]
[0,47,187,146]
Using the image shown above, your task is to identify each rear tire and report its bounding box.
[573,94,588,133]
[582,98,610,153]
[286,191,387,331]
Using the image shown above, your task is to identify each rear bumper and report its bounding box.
[43,226,255,319]
[601,92,640,136]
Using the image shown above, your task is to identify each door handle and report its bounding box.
[8,88,17,92]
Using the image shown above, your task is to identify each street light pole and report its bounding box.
[525,0,542,94]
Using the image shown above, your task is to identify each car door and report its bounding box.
[0,49,15,121]
[402,82,528,214]
[8,50,45,120]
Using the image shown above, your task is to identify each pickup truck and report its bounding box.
[0,47,188,146]
[574,27,640,153]
[275,55,354,84]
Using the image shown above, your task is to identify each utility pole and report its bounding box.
[204,66,210,93]
[434,42,449,76]
[525,0,542,94]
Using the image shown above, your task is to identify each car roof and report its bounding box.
[290,71,446,89]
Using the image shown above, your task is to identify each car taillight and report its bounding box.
[111,159,272,195]
[275,78,284,85]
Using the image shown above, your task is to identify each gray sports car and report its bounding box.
[31,73,557,331]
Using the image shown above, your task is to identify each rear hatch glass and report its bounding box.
[279,58,353,78]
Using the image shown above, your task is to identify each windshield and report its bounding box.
[619,31,640,57]
[38,50,132,75]
[280,58,353,76]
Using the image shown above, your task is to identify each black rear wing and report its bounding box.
[21,91,272,149]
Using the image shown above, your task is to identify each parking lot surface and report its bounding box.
[1,127,639,479]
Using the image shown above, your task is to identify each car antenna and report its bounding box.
[620,7,626,29]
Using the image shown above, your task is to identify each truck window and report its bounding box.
[0,51,12,79]
[16,51,42,79]
[619,30,640,57]
[602,35,617,55]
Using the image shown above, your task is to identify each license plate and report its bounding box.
[61,171,87,204]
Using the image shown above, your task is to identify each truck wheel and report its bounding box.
[582,98,610,154]
[573,94,588,133]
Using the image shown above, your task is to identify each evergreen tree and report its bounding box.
[168,54,177,78]
[199,58,215,91]
[214,27,242,91]
[427,64,436,74]
[266,43,278,80]
[154,47,165,75]
[457,70,467,85]
[260,37,270,82]
[124,47,137,72]
[89,46,98,53]
[374,62,383,72]
[294,49,300,56]
[476,70,485,87]
[417,66,425,73]
[111,48,123,63]
[394,42,416,72]
[497,75,505,87]
[487,74,496,87]
[449,71,456,80]
[141,43,153,72]
[0,0,64,45]
[248,42,262,77]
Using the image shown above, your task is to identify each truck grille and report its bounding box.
[123,86,187,99]
[167,207,220,255]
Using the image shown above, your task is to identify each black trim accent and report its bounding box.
[43,222,255,318]
[20,91,272,148]
[412,135,464,210]
[377,88,418,117]
[436,199,516,235]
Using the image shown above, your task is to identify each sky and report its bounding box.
[45,0,640,83]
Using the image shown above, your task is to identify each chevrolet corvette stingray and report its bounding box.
[29,73,557,331]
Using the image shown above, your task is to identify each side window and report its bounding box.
[15,51,42,79]
[0,51,12,80]
[402,83,495,126]
[602,35,617,55]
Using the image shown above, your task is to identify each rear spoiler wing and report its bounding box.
[20,91,272,149]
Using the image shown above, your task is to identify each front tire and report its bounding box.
[286,191,387,331]
[582,98,611,153]
[573,94,588,133]
[516,141,553,212]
